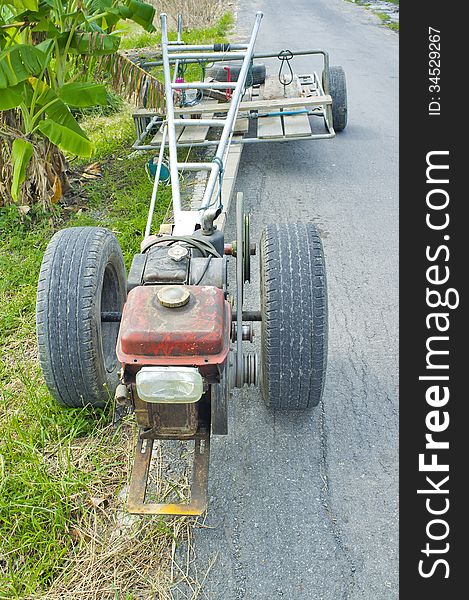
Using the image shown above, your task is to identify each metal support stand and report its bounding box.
[128,430,211,516]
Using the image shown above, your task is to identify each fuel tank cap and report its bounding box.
[157,285,191,308]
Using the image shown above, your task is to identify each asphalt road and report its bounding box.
[191,1,399,598]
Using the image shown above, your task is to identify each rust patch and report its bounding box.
[117,285,231,367]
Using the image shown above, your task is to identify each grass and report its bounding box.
[0,10,234,596]
[118,11,234,50]
[0,108,183,599]
[375,11,399,31]
[347,0,399,32]
[71,107,171,261]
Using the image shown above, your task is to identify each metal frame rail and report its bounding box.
[147,11,263,238]
[133,47,335,155]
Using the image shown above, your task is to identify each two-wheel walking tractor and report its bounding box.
[36,12,347,515]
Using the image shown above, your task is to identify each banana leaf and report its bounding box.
[115,0,156,32]
[0,0,39,11]
[25,78,90,139]
[58,81,107,107]
[56,30,120,55]
[10,138,34,202]
[0,44,46,88]
[0,82,23,109]
[37,118,92,156]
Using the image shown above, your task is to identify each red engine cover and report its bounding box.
[116,285,231,366]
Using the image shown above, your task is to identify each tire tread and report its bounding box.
[260,223,328,410]
[36,227,126,408]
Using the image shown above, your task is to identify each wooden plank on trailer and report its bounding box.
[234,81,257,135]
[256,75,282,138]
[150,124,183,145]
[257,115,283,139]
[262,75,303,100]
[283,108,312,137]
[173,94,332,116]
[254,80,284,139]
[178,115,213,144]
[234,116,249,134]
[178,98,216,144]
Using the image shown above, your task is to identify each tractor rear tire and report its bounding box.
[206,62,266,86]
[36,227,126,408]
[324,65,348,132]
[259,223,328,410]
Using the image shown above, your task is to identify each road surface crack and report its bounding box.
[319,398,357,599]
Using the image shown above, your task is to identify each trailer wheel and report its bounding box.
[36,227,126,408]
[324,65,348,132]
[206,62,266,86]
[259,223,328,410]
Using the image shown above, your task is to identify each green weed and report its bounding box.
[0,8,233,594]
[118,11,234,50]
[0,105,171,597]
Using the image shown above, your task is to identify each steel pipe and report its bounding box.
[171,81,237,90]
[173,118,226,127]
[132,114,161,149]
[200,12,263,231]
[143,47,329,68]
[177,162,215,170]
[167,51,246,61]
[172,14,183,86]
[160,13,183,218]
[167,43,248,52]
[133,130,335,151]
[145,124,167,238]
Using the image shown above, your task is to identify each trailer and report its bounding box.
[36,12,347,516]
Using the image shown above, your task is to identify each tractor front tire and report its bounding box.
[36,227,126,408]
[259,223,328,410]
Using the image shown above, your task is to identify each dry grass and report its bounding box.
[148,0,232,29]
[0,110,205,599]
[0,9,238,593]
[36,426,204,600]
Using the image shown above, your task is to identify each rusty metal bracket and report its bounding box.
[127,429,210,516]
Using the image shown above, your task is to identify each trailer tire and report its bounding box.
[36,227,126,408]
[259,223,328,410]
[206,62,266,86]
[324,65,348,132]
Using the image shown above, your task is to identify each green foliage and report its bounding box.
[119,0,156,31]
[0,82,24,109]
[37,118,92,156]
[55,30,122,55]
[119,10,234,50]
[73,87,125,118]
[10,137,33,201]
[0,0,156,202]
[0,106,171,596]
[58,81,107,108]
[0,43,46,87]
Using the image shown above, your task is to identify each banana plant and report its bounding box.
[0,0,156,202]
